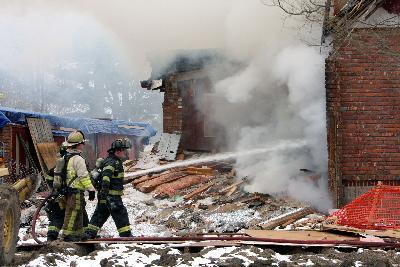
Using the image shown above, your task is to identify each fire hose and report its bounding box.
[85,236,400,248]
[31,193,54,244]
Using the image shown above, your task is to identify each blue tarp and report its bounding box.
[0,111,10,128]
[0,107,157,138]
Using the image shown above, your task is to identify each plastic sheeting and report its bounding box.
[0,107,157,138]
[0,110,10,128]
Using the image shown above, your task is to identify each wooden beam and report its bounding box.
[184,180,216,200]
[131,171,170,186]
[221,178,247,193]
[184,166,214,176]
[137,172,189,193]
[259,207,314,230]
[225,185,238,197]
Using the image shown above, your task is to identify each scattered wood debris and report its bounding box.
[154,175,214,198]
[184,180,216,200]
[136,172,188,193]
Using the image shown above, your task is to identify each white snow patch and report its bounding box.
[172,210,185,218]
[300,259,314,266]
[355,261,363,267]
[23,244,162,267]
[203,246,237,258]
[190,257,212,266]
[273,252,291,262]
[197,197,214,206]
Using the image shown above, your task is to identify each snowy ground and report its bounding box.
[16,185,400,266]
[17,242,400,266]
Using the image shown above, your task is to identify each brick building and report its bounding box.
[326,0,400,207]
[141,50,230,152]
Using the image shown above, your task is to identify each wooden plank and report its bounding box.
[185,166,214,176]
[132,171,171,186]
[37,142,59,170]
[243,230,359,242]
[322,223,400,239]
[26,118,55,173]
[153,175,214,198]
[221,179,247,193]
[225,185,238,197]
[137,172,188,193]
[259,207,314,230]
[184,180,215,200]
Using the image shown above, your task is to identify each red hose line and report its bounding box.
[91,236,400,248]
[31,194,52,244]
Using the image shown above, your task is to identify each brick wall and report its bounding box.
[163,75,184,134]
[0,124,13,159]
[326,28,400,207]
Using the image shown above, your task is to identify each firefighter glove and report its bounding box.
[53,175,62,189]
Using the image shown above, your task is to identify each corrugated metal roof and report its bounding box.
[0,106,157,138]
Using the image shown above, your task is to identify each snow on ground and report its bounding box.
[17,185,400,266]
[19,244,287,267]
[18,243,400,267]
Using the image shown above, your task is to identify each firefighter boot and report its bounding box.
[47,231,59,242]
[119,230,133,238]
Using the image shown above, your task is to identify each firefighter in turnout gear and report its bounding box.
[61,131,96,242]
[84,138,132,239]
[44,142,68,241]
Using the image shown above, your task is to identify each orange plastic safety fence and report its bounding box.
[330,185,400,230]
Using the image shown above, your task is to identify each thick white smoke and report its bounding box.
[218,45,331,212]
[209,2,331,211]
[1,0,331,210]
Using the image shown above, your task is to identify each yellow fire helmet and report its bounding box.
[66,131,86,147]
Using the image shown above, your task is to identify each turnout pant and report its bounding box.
[86,195,131,237]
[45,199,65,240]
[62,191,89,239]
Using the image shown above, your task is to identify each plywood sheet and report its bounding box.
[243,230,359,241]
[26,118,54,173]
[156,133,181,161]
[37,142,59,170]
[322,223,400,239]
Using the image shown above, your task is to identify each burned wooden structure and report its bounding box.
[141,50,230,152]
